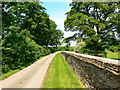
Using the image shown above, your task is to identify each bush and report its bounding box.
[109,45,118,52]
[2,28,51,73]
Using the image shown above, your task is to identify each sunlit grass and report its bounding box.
[0,55,48,80]
[0,69,20,80]
[106,51,120,60]
[43,53,85,88]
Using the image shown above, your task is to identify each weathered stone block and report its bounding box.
[61,51,120,88]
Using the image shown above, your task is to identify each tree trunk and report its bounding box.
[94,48,98,56]
[94,41,98,56]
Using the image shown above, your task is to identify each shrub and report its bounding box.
[109,45,118,52]
[2,27,51,73]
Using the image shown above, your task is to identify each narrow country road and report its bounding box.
[0,51,60,89]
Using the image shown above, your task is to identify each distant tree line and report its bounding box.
[2,2,64,73]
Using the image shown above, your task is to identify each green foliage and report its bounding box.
[48,46,74,53]
[0,69,20,80]
[64,2,119,56]
[75,42,93,54]
[2,26,51,73]
[109,45,118,52]
[2,2,63,73]
[106,50,120,60]
[2,2,63,47]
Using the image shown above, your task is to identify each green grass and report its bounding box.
[43,53,85,88]
[0,55,48,80]
[106,51,120,60]
[86,50,119,60]
[0,69,20,80]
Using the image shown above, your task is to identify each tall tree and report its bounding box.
[64,2,120,56]
[2,2,63,73]
[3,2,63,47]
[48,20,64,47]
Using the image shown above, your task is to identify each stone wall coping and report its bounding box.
[63,51,120,66]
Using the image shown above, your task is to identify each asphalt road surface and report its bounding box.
[0,52,60,89]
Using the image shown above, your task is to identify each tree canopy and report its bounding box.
[2,2,63,47]
[2,2,63,73]
[64,2,120,55]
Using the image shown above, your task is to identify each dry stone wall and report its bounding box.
[61,51,120,88]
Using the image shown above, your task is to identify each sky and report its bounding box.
[41,1,77,46]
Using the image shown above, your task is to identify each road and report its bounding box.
[0,52,60,89]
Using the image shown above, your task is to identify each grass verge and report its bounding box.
[106,51,120,60]
[0,55,48,80]
[42,53,85,88]
[0,69,20,80]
